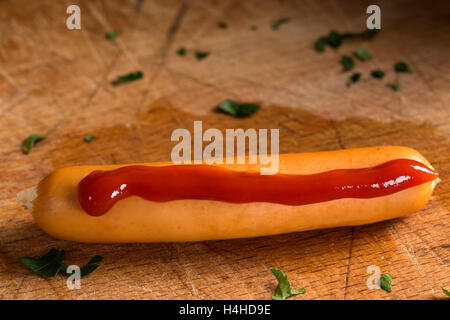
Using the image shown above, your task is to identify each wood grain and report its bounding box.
[0,0,449,300]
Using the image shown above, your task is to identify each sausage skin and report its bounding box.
[18,146,439,242]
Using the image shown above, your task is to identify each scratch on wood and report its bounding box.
[389,224,426,276]
[343,227,354,299]
[11,275,26,300]
[330,120,345,149]
[44,277,62,299]
[172,244,200,298]
[150,3,188,69]
[164,66,234,96]
[159,4,187,66]
[45,51,121,136]
[399,220,446,264]
[0,96,27,121]
[135,4,187,116]
[162,3,187,61]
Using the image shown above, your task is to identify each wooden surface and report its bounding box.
[0,0,449,300]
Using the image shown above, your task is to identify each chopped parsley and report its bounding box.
[218,22,228,29]
[271,268,306,300]
[84,135,96,143]
[443,288,450,296]
[315,29,379,52]
[23,134,46,154]
[177,47,187,56]
[105,30,119,40]
[395,61,412,73]
[315,30,341,52]
[371,69,385,78]
[272,17,291,30]
[354,47,372,61]
[314,40,326,52]
[195,51,210,60]
[19,248,104,278]
[387,82,400,91]
[341,55,355,71]
[111,71,143,85]
[380,273,393,292]
[19,248,65,277]
[251,25,258,31]
[80,255,104,278]
[218,100,260,117]
[346,72,361,87]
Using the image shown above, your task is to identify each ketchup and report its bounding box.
[78,159,438,216]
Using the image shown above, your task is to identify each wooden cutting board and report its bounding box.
[0,0,448,300]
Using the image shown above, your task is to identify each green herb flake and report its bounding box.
[395,61,412,73]
[314,39,326,52]
[350,73,361,82]
[23,134,46,154]
[387,82,400,91]
[218,100,260,117]
[80,255,104,278]
[177,47,186,56]
[84,135,96,143]
[105,30,119,40]
[19,248,104,279]
[272,17,291,30]
[19,248,66,278]
[355,47,372,61]
[341,55,355,71]
[218,22,228,29]
[442,288,450,296]
[112,71,143,85]
[346,72,361,87]
[325,30,342,48]
[371,69,385,79]
[195,51,210,60]
[251,25,258,31]
[271,268,306,300]
[315,32,339,52]
[314,29,379,52]
[380,273,393,292]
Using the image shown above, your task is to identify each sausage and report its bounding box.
[17,146,439,243]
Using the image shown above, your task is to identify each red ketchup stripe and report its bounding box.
[78,159,438,216]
